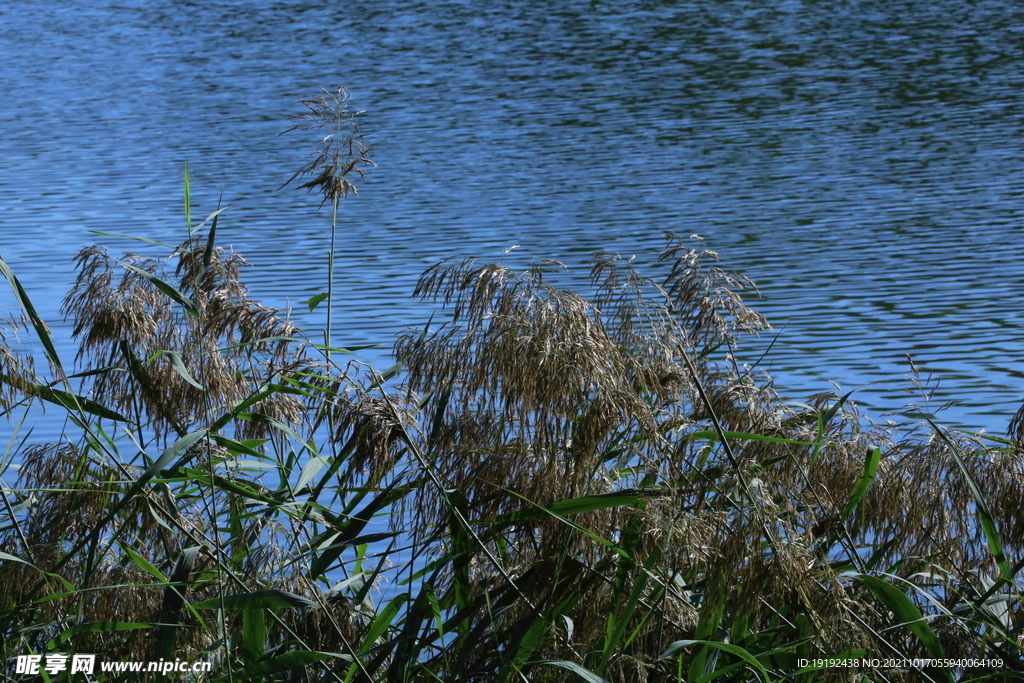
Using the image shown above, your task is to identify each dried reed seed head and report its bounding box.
[64,247,169,358]
[172,236,249,295]
[329,385,419,487]
[659,232,770,349]
[15,443,119,543]
[978,449,1024,554]
[402,257,644,415]
[1009,400,1024,453]
[0,316,38,411]
[394,238,790,575]
[605,655,648,683]
[59,241,314,441]
[282,86,375,206]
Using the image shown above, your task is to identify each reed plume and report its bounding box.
[282,86,374,356]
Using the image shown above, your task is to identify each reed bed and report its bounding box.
[1,97,1022,682]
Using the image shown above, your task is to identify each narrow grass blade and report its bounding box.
[687,598,724,680]
[179,468,278,504]
[0,258,65,373]
[88,232,176,248]
[601,544,661,672]
[928,419,1011,580]
[114,258,200,318]
[0,375,129,422]
[497,611,551,681]
[147,429,208,476]
[198,204,227,269]
[49,622,152,648]
[118,544,166,583]
[156,546,201,661]
[388,576,443,676]
[0,550,32,565]
[490,488,663,529]
[184,160,191,230]
[538,661,608,683]
[150,350,205,390]
[309,482,407,578]
[212,435,274,461]
[819,388,857,424]
[659,640,774,683]
[190,206,231,235]
[857,574,946,661]
[425,583,445,642]
[839,446,881,525]
[358,593,407,654]
[309,532,397,581]
[193,589,319,610]
[448,491,473,618]
[493,489,646,560]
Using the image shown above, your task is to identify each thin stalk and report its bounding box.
[327,195,338,360]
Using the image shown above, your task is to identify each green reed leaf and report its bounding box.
[150,429,208,474]
[660,640,774,682]
[118,543,166,583]
[88,232,176,248]
[537,660,609,683]
[819,388,858,424]
[295,454,327,492]
[184,160,191,230]
[114,257,200,317]
[928,419,1011,581]
[0,550,32,565]
[0,258,64,375]
[359,593,407,654]
[857,574,946,660]
[190,206,232,235]
[150,349,205,390]
[0,375,129,422]
[490,488,663,529]
[602,544,661,672]
[50,622,152,647]
[195,197,225,282]
[307,292,329,312]
[193,589,319,610]
[180,468,277,504]
[242,609,267,663]
[839,446,881,526]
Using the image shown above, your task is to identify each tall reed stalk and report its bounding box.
[282,86,374,358]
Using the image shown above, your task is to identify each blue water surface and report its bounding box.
[1,0,1023,441]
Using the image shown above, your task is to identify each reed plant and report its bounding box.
[1,100,1022,682]
[281,86,374,357]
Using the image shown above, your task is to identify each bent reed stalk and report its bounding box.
[0,111,1022,683]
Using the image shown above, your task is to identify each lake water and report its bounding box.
[3,0,1024,436]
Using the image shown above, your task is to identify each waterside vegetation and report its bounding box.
[1,92,1023,682]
